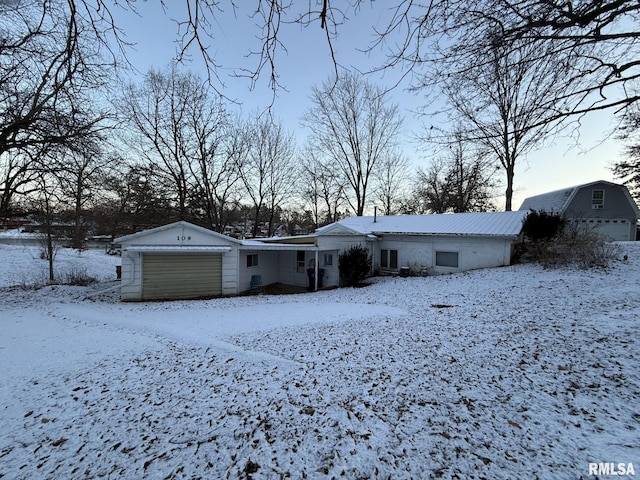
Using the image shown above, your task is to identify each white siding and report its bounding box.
[238,250,280,292]
[221,247,239,295]
[276,250,306,287]
[375,235,514,274]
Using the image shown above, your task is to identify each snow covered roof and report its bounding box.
[115,221,241,244]
[519,186,576,213]
[123,245,232,253]
[316,211,528,237]
[518,180,640,214]
[240,240,318,251]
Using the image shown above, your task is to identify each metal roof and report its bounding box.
[123,245,232,253]
[518,180,640,216]
[318,211,528,237]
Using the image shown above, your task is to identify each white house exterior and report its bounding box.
[519,180,640,241]
[315,211,527,275]
[116,212,528,301]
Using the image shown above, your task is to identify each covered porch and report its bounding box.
[238,242,339,294]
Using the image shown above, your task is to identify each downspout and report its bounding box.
[314,249,319,291]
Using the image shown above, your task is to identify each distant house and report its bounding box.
[115,211,528,301]
[519,180,640,241]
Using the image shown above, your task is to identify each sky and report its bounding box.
[111,2,622,211]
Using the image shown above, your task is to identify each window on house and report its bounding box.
[323,254,333,266]
[435,251,459,268]
[389,250,398,269]
[592,189,604,209]
[296,251,306,273]
[381,249,398,269]
[247,254,259,267]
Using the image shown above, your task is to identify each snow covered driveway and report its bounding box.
[1,243,639,479]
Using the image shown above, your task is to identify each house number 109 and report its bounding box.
[178,235,192,241]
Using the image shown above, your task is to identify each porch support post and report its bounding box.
[314,249,319,291]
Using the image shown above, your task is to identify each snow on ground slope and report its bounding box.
[0,243,639,479]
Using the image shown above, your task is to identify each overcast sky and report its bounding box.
[113,2,620,210]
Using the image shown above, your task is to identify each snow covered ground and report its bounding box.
[0,241,638,479]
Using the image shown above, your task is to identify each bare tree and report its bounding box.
[369,0,640,121]
[122,66,191,218]
[373,150,412,216]
[0,152,39,221]
[237,115,297,237]
[184,95,243,232]
[122,65,227,219]
[303,71,403,216]
[197,120,247,233]
[13,1,638,119]
[437,41,574,210]
[613,105,640,202]
[412,138,498,214]
[53,139,111,249]
[28,162,65,282]
[99,161,173,233]
[298,146,346,228]
[0,1,111,220]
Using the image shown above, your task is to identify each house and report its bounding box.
[115,221,322,301]
[115,211,528,301]
[519,180,640,241]
[311,210,528,275]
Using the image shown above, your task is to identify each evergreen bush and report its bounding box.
[338,245,372,287]
[523,210,565,242]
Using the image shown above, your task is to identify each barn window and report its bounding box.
[592,189,604,209]
[381,249,398,269]
[247,254,259,267]
[436,251,459,268]
[296,251,306,272]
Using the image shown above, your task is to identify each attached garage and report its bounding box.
[115,222,239,301]
[141,253,222,300]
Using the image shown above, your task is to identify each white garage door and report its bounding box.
[590,219,632,241]
[142,253,222,300]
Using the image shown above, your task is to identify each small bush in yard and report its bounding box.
[339,245,372,287]
[62,267,97,286]
[528,233,620,269]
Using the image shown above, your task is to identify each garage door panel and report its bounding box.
[142,253,222,300]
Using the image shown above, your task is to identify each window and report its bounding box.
[247,254,258,267]
[323,254,333,266]
[381,249,398,269]
[296,251,306,273]
[435,251,459,268]
[390,250,398,269]
[592,189,604,209]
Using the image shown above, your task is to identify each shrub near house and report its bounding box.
[338,245,372,287]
